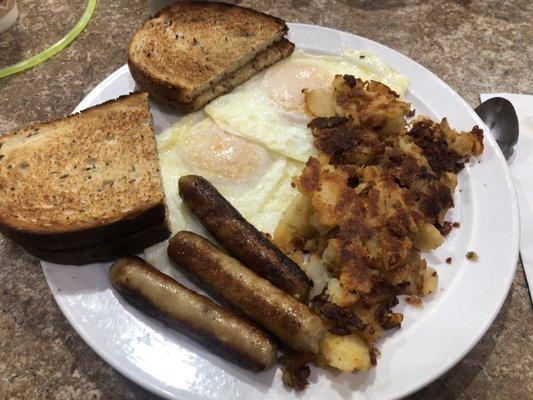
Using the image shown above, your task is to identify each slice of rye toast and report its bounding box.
[0,92,170,252]
[127,2,294,112]
[130,38,294,112]
[25,223,170,265]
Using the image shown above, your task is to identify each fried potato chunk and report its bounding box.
[320,332,372,372]
[275,74,483,371]
[305,75,413,136]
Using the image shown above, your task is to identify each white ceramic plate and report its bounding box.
[42,24,519,400]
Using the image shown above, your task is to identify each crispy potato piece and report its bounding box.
[420,267,438,295]
[320,332,372,372]
[274,194,315,254]
[326,278,360,306]
[303,88,338,117]
[274,74,482,375]
[332,75,412,136]
[302,254,331,300]
[410,223,444,251]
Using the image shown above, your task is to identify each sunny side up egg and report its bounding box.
[204,50,410,162]
[156,113,303,234]
[145,50,409,278]
[144,113,303,279]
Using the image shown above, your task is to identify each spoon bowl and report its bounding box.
[475,97,519,160]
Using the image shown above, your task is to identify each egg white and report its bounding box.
[204,50,410,162]
[146,50,409,278]
[145,113,303,278]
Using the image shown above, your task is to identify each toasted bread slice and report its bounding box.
[130,38,294,112]
[25,224,170,265]
[0,92,169,251]
[127,2,294,111]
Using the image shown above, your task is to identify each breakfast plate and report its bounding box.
[42,23,519,400]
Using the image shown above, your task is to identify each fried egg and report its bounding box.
[145,113,303,277]
[204,50,410,162]
[146,50,409,277]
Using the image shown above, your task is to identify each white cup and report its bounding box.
[0,0,18,34]
[147,0,176,16]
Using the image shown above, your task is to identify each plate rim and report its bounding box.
[41,22,520,400]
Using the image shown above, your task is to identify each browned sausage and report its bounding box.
[168,231,326,354]
[109,256,277,371]
[178,175,310,301]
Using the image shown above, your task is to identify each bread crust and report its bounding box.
[1,202,167,251]
[0,92,169,251]
[25,224,170,265]
[0,92,147,145]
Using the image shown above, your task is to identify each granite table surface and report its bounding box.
[0,0,532,399]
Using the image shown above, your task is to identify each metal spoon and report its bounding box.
[475,97,519,160]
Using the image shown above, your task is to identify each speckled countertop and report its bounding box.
[0,1,532,399]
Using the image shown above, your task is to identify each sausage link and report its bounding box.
[178,175,310,301]
[109,256,277,371]
[168,231,326,354]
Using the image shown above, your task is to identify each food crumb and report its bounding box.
[405,296,423,307]
[466,251,479,261]
[369,347,379,366]
[280,353,312,391]
[262,231,272,241]
[445,257,452,264]
[437,221,452,236]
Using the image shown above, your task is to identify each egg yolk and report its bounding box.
[263,61,330,115]
[181,122,270,183]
